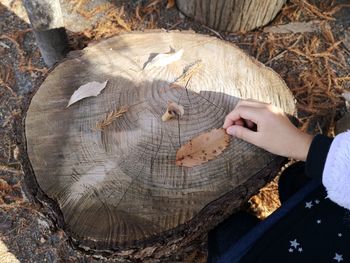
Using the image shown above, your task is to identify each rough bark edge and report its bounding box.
[70,156,286,260]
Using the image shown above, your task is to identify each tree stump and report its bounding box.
[176,0,286,32]
[23,0,69,66]
[25,31,294,259]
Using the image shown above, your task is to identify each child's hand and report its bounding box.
[223,100,313,161]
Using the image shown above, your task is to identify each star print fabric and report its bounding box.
[240,185,350,263]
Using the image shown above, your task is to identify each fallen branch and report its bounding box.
[264,20,321,34]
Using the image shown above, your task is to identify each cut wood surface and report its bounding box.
[176,0,286,32]
[25,31,295,254]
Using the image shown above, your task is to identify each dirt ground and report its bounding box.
[0,0,349,262]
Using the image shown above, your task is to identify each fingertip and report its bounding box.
[223,120,231,129]
[223,115,234,129]
[226,126,235,136]
[226,125,258,145]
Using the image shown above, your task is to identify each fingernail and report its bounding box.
[227,126,235,136]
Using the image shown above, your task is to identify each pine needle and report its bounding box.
[171,61,203,88]
[95,106,128,131]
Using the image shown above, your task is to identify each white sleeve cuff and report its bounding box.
[322,130,350,210]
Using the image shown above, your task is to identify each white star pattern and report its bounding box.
[338,233,343,237]
[317,219,322,224]
[298,247,303,252]
[334,253,343,262]
[288,248,293,253]
[315,199,320,204]
[305,201,313,209]
[290,239,300,248]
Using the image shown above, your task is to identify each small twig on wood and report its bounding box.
[95,106,128,131]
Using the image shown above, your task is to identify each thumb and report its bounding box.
[226,125,258,145]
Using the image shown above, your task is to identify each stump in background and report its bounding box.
[25,31,294,259]
[176,0,286,32]
[23,0,69,66]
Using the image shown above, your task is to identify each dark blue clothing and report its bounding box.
[208,135,350,263]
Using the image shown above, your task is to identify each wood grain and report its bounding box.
[176,0,286,32]
[25,31,295,253]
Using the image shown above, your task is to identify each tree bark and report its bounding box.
[25,31,294,260]
[176,0,286,32]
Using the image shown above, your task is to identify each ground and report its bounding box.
[0,0,349,262]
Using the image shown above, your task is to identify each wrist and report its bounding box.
[290,132,313,161]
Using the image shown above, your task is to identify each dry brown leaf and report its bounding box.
[161,101,184,121]
[176,128,230,167]
[67,80,108,107]
[95,106,128,130]
[166,0,175,9]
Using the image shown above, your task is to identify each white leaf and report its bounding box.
[144,49,184,70]
[67,81,108,107]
